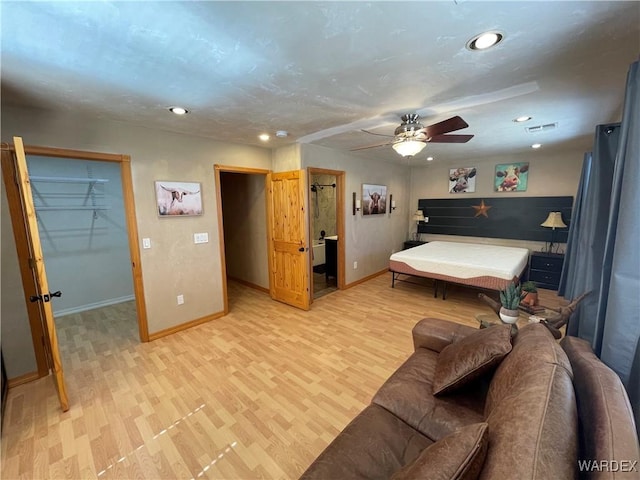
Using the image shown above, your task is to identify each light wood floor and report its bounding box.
[1,274,565,479]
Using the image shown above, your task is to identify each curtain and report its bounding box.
[557,153,591,300]
[560,60,640,435]
[599,61,640,435]
[560,125,619,340]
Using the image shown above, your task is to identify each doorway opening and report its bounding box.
[214,165,270,314]
[2,144,148,390]
[308,168,345,300]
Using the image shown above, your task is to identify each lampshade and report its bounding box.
[412,210,425,222]
[541,212,567,229]
[392,140,426,157]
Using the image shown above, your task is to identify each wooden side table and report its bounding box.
[475,312,531,333]
[403,240,427,250]
[475,310,563,336]
[528,252,564,290]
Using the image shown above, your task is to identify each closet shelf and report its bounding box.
[29,176,109,184]
[36,206,111,211]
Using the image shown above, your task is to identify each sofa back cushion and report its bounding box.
[481,324,578,480]
[561,335,640,479]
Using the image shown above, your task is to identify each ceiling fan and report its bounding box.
[351,114,474,157]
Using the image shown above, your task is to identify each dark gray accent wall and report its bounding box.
[418,196,573,242]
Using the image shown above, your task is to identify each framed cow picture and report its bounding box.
[155,181,203,216]
[449,167,477,193]
[362,184,387,215]
[494,162,529,192]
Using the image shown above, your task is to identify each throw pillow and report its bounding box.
[391,422,489,480]
[433,324,512,396]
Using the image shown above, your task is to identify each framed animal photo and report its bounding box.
[449,167,477,193]
[494,162,529,192]
[155,181,203,216]
[362,184,387,215]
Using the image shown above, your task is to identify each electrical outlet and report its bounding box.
[353,261,358,269]
[194,233,209,244]
[142,238,151,249]
[177,294,184,305]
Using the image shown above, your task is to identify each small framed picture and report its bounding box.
[495,162,529,192]
[449,167,477,193]
[362,184,387,215]
[155,181,203,216]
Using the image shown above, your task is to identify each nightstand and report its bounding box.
[528,252,565,290]
[403,240,427,250]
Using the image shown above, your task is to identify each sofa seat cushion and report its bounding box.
[300,404,433,480]
[391,422,489,480]
[372,348,486,441]
[434,324,513,396]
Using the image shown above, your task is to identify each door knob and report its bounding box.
[29,290,62,303]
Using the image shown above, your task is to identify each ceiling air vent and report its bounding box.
[526,122,557,133]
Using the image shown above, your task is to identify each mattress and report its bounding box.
[389,241,529,290]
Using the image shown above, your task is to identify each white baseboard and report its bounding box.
[54,295,135,317]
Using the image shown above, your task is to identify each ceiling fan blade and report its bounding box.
[423,116,469,138]
[428,134,474,143]
[350,141,394,151]
[361,129,395,138]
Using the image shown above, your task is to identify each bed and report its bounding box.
[389,241,529,299]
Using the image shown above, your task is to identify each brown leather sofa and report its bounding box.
[301,318,640,480]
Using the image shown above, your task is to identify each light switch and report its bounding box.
[142,238,151,249]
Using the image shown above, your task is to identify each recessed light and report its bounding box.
[258,133,270,142]
[531,143,542,149]
[426,156,434,161]
[168,106,188,115]
[466,31,504,51]
[513,116,532,123]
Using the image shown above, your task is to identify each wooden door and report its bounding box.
[267,170,310,310]
[10,137,69,411]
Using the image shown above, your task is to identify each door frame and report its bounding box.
[214,164,271,315]
[2,144,149,368]
[307,167,346,296]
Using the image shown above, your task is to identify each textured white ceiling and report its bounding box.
[2,1,639,165]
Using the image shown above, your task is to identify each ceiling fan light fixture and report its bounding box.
[392,140,426,157]
[466,31,503,51]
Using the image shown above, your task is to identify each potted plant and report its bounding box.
[521,281,539,306]
[499,282,522,324]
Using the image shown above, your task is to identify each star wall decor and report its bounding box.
[472,199,492,217]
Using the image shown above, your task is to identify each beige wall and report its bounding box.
[1,105,272,347]
[272,144,301,172]
[220,172,269,289]
[301,144,412,284]
[409,149,584,250]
